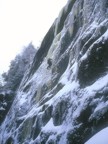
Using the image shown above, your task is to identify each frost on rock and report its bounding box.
[0,0,108,144]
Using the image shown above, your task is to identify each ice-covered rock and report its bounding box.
[0,0,108,143]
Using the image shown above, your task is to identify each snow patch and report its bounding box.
[85,127,108,144]
[86,74,108,92]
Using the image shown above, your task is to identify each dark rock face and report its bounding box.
[78,38,108,86]
[30,24,55,76]
[52,99,68,126]
[0,0,108,144]
[5,137,14,144]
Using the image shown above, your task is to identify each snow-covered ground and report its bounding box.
[85,127,108,144]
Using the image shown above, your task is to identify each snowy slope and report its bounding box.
[85,127,108,144]
[0,0,108,144]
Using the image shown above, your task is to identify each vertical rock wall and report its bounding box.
[0,0,108,144]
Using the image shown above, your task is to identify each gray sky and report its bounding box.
[0,0,67,74]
